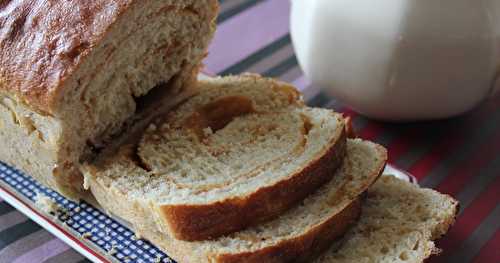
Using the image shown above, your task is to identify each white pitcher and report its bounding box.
[291,0,500,121]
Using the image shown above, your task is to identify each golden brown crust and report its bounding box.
[0,0,220,114]
[213,145,386,263]
[0,0,135,113]
[343,116,356,138]
[149,142,385,262]
[87,139,388,262]
[216,198,362,263]
[158,128,347,241]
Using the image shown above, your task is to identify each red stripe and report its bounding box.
[406,101,497,180]
[430,177,500,262]
[473,229,500,263]
[408,135,462,180]
[342,108,417,163]
[385,130,416,164]
[391,99,498,180]
[338,107,385,141]
[358,122,385,141]
[0,184,110,263]
[436,131,500,196]
[339,91,497,178]
[340,109,412,163]
[340,107,357,119]
[345,114,412,163]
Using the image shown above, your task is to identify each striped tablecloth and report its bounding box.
[1,1,499,262]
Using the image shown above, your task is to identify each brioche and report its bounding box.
[0,0,218,198]
[90,139,387,262]
[316,175,458,263]
[84,75,347,240]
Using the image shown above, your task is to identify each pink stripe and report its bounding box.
[473,229,500,263]
[0,211,29,232]
[205,0,290,73]
[292,75,309,91]
[12,238,69,263]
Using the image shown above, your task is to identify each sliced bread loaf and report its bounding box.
[316,175,459,263]
[84,75,347,241]
[90,139,387,262]
[0,0,218,198]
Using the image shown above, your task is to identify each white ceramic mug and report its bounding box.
[291,0,500,121]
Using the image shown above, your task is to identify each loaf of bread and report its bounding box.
[0,0,218,199]
[316,175,458,263]
[89,138,387,262]
[84,75,348,241]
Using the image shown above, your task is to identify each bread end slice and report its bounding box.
[317,175,459,263]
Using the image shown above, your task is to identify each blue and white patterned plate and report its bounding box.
[0,162,175,263]
[0,160,414,263]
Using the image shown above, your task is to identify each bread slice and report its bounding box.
[0,0,218,199]
[84,75,348,241]
[89,139,387,262]
[316,175,459,263]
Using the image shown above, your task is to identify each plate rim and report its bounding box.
[0,164,415,263]
[0,181,110,263]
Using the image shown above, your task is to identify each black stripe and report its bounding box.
[262,55,298,78]
[453,205,500,262]
[217,0,266,24]
[0,201,15,216]
[419,106,500,188]
[220,34,292,75]
[308,92,332,108]
[0,220,41,250]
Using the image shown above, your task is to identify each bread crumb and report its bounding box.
[81,232,92,239]
[148,124,157,132]
[133,230,143,239]
[431,247,443,255]
[74,206,81,212]
[35,193,58,214]
[51,164,59,174]
[203,127,213,136]
[154,255,162,263]
[83,175,90,190]
[107,244,117,255]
